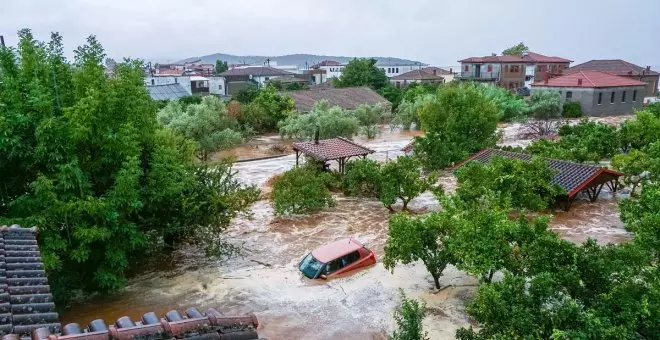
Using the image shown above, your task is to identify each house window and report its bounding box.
[487,65,492,72]
[264,77,269,81]
[464,65,469,71]
[566,91,572,99]
[396,68,399,73]
[621,91,626,103]
[598,92,603,105]
[151,79,155,85]
[218,85,223,90]
[505,65,509,72]
[610,92,615,104]
[510,65,519,72]
[633,90,637,102]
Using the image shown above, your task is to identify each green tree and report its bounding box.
[246,85,295,132]
[353,103,386,139]
[157,96,243,161]
[379,84,403,110]
[391,290,429,340]
[414,84,500,169]
[278,100,358,139]
[232,84,260,104]
[0,30,258,302]
[455,156,564,211]
[619,109,660,151]
[562,101,582,118]
[501,42,529,56]
[342,158,381,197]
[215,59,228,74]
[392,98,422,130]
[384,212,454,289]
[333,58,389,90]
[271,166,334,215]
[612,149,650,196]
[529,89,562,120]
[478,85,529,122]
[379,156,439,211]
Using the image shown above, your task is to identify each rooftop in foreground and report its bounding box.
[531,71,647,88]
[293,137,374,162]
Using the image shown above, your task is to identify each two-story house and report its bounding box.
[458,52,572,91]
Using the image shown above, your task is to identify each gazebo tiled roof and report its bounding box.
[458,148,623,200]
[293,137,374,161]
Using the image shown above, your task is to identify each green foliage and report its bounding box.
[391,290,429,340]
[278,100,358,139]
[414,84,500,169]
[379,156,439,211]
[333,58,389,90]
[612,149,650,196]
[0,30,258,302]
[232,84,260,104]
[271,166,334,215]
[402,83,442,103]
[157,96,243,161]
[392,98,422,130]
[620,182,660,259]
[501,42,529,56]
[455,156,564,211]
[384,212,454,289]
[342,159,382,197]
[562,101,582,118]
[215,59,228,74]
[529,89,562,120]
[353,103,386,139]
[619,110,660,151]
[479,85,529,122]
[379,85,403,111]
[178,95,203,106]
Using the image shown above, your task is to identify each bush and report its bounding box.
[379,156,439,211]
[530,90,562,120]
[278,100,359,139]
[391,290,429,340]
[479,85,529,122]
[342,159,382,197]
[271,166,334,215]
[562,101,583,118]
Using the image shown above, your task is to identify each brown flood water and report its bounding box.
[59,122,632,340]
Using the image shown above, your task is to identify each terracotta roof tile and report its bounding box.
[285,87,390,112]
[219,67,295,77]
[293,137,374,161]
[311,60,343,68]
[522,52,573,63]
[461,149,622,198]
[531,71,647,88]
[390,69,445,81]
[567,59,659,76]
[460,52,572,64]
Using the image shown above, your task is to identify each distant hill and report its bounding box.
[176,53,425,68]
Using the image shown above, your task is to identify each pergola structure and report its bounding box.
[292,137,375,174]
[458,148,623,210]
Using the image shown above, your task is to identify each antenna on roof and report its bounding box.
[0,35,5,48]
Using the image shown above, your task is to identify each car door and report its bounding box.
[331,251,362,276]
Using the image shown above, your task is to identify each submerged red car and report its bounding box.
[298,238,376,279]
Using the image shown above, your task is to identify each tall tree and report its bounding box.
[502,42,529,56]
[333,58,389,90]
[215,59,228,74]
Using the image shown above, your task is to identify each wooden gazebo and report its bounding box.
[292,137,375,174]
[458,148,623,210]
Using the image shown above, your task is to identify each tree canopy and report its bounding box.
[333,58,389,90]
[271,166,334,215]
[501,42,529,56]
[278,100,359,139]
[215,59,228,74]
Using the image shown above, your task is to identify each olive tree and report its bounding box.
[379,156,439,211]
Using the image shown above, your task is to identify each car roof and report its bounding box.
[311,238,364,263]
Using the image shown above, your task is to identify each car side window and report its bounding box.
[340,251,361,267]
[325,260,343,274]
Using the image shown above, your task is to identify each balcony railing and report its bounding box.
[458,71,500,80]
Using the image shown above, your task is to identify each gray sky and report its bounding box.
[2,0,659,68]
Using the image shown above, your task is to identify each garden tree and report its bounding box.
[353,103,387,139]
[0,31,259,302]
[232,84,260,104]
[342,159,382,197]
[619,109,660,151]
[391,290,429,340]
[478,85,529,122]
[379,85,403,111]
[278,100,358,139]
[379,156,439,211]
[333,58,389,90]
[455,156,563,211]
[612,149,650,196]
[384,212,454,289]
[242,85,295,132]
[215,59,228,74]
[414,84,500,169]
[501,42,529,56]
[402,82,441,104]
[526,89,563,136]
[157,96,244,161]
[271,166,334,215]
[620,182,660,259]
[562,101,582,118]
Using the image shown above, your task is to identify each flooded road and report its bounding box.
[60,121,632,339]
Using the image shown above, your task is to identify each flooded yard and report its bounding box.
[60,120,633,339]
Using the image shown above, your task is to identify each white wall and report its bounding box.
[209,76,226,95]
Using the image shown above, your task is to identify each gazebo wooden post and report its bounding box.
[295,150,300,167]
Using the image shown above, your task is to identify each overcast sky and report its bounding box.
[2,0,659,68]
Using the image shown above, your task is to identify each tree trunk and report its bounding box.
[432,273,441,289]
[483,269,495,284]
[402,198,409,210]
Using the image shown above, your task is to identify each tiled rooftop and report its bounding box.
[293,137,374,161]
[146,84,190,101]
[531,71,647,88]
[461,149,622,198]
[285,87,390,112]
[390,69,445,81]
[567,59,659,76]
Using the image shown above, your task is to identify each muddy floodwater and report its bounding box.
[60,121,633,339]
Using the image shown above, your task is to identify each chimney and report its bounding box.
[432,69,437,76]
[314,126,320,144]
[449,67,453,73]
[0,35,4,47]
[491,53,497,56]
[577,78,583,86]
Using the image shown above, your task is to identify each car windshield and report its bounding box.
[299,253,325,279]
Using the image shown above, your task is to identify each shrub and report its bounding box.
[529,90,562,120]
[271,166,334,215]
[391,290,429,340]
[278,100,358,139]
[562,101,583,118]
[342,159,382,197]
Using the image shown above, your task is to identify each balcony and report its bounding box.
[458,71,500,81]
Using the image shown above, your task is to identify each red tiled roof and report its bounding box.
[459,149,622,199]
[390,69,445,81]
[522,52,572,63]
[567,59,659,76]
[531,71,647,88]
[286,87,390,112]
[421,67,453,75]
[311,60,343,68]
[219,67,295,77]
[156,69,185,76]
[293,137,374,161]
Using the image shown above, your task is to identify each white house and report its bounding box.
[310,59,429,81]
[144,75,225,96]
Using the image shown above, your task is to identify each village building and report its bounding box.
[389,67,453,88]
[567,59,659,97]
[218,66,299,95]
[285,87,391,112]
[531,71,646,116]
